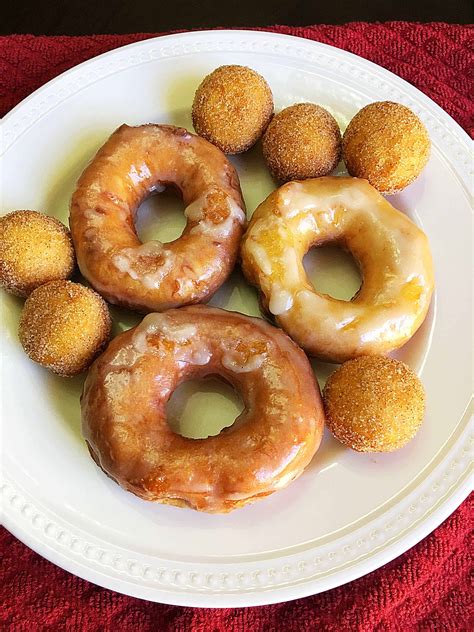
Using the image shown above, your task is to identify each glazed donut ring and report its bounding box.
[241,177,434,363]
[82,306,324,513]
[70,124,246,312]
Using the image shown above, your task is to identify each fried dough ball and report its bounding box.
[342,101,431,194]
[192,65,273,154]
[19,280,111,377]
[0,210,75,297]
[262,103,342,183]
[323,356,425,452]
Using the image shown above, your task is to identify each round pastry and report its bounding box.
[19,280,111,377]
[240,177,434,363]
[323,356,425,452]
[342,101,431,194]
[70,124,246,313]
[262,103,341,182]
[192,65,274,154]
[0,210,75,297]
[82,305,324,513]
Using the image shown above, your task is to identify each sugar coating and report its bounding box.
[0,210,75,297]
[262,103,342,183]
[192,65,274,154]
[342,101,431,194]
[323,355,425,452]
[19,280,111,377]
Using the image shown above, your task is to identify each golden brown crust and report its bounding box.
[19,280,111,377]
[192,65,274,154]
[262,103,342,182]
[323,355,425,452]
[342,101,431,194]
[0,210,75,297]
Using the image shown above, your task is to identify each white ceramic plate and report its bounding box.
[1,30,472,607]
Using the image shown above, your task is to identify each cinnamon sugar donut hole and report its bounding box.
[19,280,111,377]
[0,210,75,297]
[323,356,425,452]
[342,101,431,194]
[262,103,342,182]
[192,65,274,154]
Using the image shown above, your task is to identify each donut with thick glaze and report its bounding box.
[70,124,246,313]
[241,177,434,363]
[82,306,324,513]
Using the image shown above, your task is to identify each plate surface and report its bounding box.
[1,30,472,607]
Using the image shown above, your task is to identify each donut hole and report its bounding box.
[166,375,245,439]
[303,243,362,301]
[135,186,187,244]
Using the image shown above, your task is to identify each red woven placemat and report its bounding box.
[1,23,473,631]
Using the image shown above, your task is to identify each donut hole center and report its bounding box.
[135,186,187,244]
[303,243,362,301]
[166,376,245,439]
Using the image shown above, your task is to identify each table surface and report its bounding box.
[2,0,472,35]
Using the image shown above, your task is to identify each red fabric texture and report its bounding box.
[1,23,473,133]
[1,23,473,631]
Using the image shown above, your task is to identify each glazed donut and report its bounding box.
[241,177,434,363]
[82,305,324,513]
[70,124,246,312]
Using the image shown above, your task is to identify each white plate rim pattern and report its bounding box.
[1,30,473,607]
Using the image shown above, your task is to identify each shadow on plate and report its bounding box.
[92,449,323,539]
[209,265,260,316]
[387,175,426,221]
[2,293,24,339]
[162,72,201,130]
[305,427,346,474]
[229,140,275,217]
[47,371,86,443]
[44,130,111,226]
[391,296,436,374]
